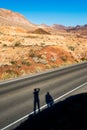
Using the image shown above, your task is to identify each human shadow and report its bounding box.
[33,88,40,114]
[45,92,54,108]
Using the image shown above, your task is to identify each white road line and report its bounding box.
[1,82,87,130]
[54,82,87,102]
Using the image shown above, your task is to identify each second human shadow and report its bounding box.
[45,92,54,108]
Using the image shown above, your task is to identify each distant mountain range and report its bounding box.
[0,8,87,32]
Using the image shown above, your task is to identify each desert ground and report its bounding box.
[0,25,87,80]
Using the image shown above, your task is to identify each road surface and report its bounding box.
[0,62,87,130]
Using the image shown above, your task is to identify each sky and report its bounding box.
[0,0,87,26]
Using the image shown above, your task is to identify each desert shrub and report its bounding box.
[14,41,21,47]
[20,70,26,75]
[61,56,67,62]
[33,56,48,64]
[35,67,43,72]
[29,49,36,57]
[51,64,58,68]
[37,54,42,59]
[45,64,52,69]
[41,43,45,46]
[6,69,18,74]
[3,44,7,47]
[2,70,18,80]
[81,57,87,61]
[0,32,3,35]
[68,46,75,51]
[21,61,31,66]
[10,60,17,65]
[50,57,57,62]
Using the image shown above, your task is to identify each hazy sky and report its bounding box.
[0,0,87,26]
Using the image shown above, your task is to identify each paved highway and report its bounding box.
[0,62,87,130]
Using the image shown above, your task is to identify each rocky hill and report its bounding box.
[67,24,87,33]
[38,23,50,28]
[0,8,36,30]
[51,24,67,30]
[32,28,50,34]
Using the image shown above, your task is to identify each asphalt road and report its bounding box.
[0,62,87,130]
